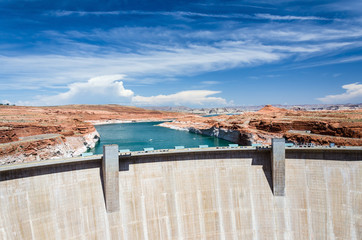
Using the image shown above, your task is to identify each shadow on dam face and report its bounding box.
[0,160,101,182]
[0,147,361,239]
[122,150,273,194]
[251,151,273,194]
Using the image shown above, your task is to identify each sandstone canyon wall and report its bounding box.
[160,105,362,146]
[0,105,182,164]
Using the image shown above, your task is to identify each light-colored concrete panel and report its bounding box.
[0,149,361,239]
[103,144,119,213]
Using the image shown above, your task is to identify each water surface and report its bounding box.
[90,121,231,154]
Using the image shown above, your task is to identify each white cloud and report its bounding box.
[36,75,134,105]
[47,10,252,20]
[49,10,121,17]
[2,15,362,105]
[201,81,220,85]
[317,82,362,103]
[0,43,282,89]
[255,13,329,21]
[48,10,332,23]
[1,99,11,105]
[28,75,229,107]
[132,90,228,106]
[2,23,362,91]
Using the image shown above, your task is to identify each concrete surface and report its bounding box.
[103,145,120,213]
[0,147,361,239]
[271,138,285,196]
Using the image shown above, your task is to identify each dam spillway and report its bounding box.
[0,145,361,239]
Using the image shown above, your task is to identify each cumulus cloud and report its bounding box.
[31,75,229,107]
[37,75,134,105]
[317,82,362,103]
[132,90,228,106]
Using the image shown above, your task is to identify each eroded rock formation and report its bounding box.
[0,105,182,164]
[161,105,362,146]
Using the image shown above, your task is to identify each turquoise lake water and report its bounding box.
[90,121,232,154]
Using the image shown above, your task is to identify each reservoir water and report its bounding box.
[90,121,232,154]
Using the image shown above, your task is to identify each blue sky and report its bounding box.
[1,0,362,107]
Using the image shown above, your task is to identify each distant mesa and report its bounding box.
[257,104,287,113]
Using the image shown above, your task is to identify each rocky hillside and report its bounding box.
[0,105,182,164]
[160,105,362,146]
[146,103,362,115]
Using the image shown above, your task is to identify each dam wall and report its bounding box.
[0,146,361,239]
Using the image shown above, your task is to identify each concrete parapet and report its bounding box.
[271,138,285,196]
[102,144,120,212]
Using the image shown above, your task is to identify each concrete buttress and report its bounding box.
[271,138,285,196]
[102,144,120,212]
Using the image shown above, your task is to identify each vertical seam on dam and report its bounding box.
[26,193,35,240]
[141,195,149,240]
[164,193,172,240]
[215,170,226,240]
[347,165,357,240]
[248,169,259,240]
[304,161,313,240]
[175,191,184,239]
[324,167,335,239]
[228,188,238,240]
[196,190,205,239]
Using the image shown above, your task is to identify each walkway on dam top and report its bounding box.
[1,143,361,173]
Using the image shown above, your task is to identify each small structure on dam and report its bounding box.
[0,139,361,239]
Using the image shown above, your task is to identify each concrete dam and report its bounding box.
[1,141,361,239]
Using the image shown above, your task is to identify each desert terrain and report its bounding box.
[160,105,362,146]
[0,104,182,164]
[1,104,361,165]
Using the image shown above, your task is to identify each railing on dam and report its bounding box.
[1,139,361,213]
[1,142,360,172]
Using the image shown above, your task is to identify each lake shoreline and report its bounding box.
[86,119,174,126]
[91,121,232,154]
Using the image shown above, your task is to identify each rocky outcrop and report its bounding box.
[189,126,251,145]
[284,131,362,146]
[251,119,362,139]
[0,104,182,164]
[63,130,100,157]
[162,106,362,146]
[0,130,100,165]
[257,104,288,114]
